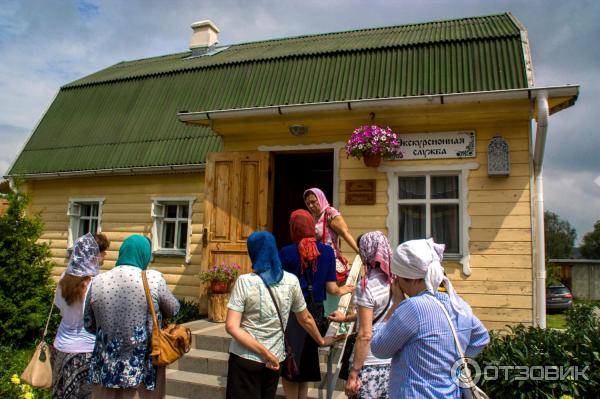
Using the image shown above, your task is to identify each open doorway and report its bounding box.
[272,151,334,248]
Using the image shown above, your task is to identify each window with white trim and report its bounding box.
[67,198,104,249]
[397,174,461,255]
[151,197,195,259]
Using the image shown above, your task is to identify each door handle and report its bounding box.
[202,227,208,247]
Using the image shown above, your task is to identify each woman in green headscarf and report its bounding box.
[115,235,153,270]
[84,235,180,399]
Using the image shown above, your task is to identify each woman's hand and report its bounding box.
[391,278,405,304]
[344,371,361,397]
[328,310,346,323]
[338,284,354,296]
[320,334,346,347]
[263,351,280,371]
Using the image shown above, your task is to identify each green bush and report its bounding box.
[476,303,600,398]
[0,183,55,348]
[167,297,204,325]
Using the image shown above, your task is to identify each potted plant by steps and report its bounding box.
[199,262,241,322]
[345,124,402,167]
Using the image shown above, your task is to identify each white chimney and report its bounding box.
[189,20,220,51]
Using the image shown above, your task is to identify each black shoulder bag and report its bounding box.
[339,291,392,380]
[262,279,300,380]
[304,267,329,335]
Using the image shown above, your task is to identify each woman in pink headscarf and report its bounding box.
[303,188,359,282]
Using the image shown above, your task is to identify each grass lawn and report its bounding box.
[546,312,567,329]
[546,299,600,330]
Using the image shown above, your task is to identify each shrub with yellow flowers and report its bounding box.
[7,374,35,399]
[1,347,49,399]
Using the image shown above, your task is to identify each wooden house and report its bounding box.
[7,13,579,329]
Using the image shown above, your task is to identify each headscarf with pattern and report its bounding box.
[358,231,393,289]
[247,231,283,286]
[391,238,465,315]
[66,233,101,277]
[290,209,321,272]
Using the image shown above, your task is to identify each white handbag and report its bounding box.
[431,296,490,399]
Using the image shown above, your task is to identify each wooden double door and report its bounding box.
[202,150,334,282]
[202,151,271,276]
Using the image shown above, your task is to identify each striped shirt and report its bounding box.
[371,291,489,399]
[227,271,307,363]
[353,268,392,366]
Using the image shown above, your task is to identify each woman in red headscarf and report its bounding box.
[279,210,354,399]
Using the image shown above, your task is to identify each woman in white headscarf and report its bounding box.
[370,238,490,399]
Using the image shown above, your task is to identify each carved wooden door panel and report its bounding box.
[203,151,271,276]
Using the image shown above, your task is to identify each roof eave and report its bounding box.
[177,85,580,126]
[4,163,206,180]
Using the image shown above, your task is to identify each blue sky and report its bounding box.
[0,0,598,241]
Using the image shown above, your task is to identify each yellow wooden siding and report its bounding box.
[218,100,534,329]
[27,173,205,299]
[25,100,535,329]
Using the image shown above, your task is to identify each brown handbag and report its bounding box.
[142,271,192,366]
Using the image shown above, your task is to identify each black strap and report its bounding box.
[303,267,317,303]
[261,278,290,349]
[372,289,392,325]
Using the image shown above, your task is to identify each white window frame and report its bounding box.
[379,163,478,276]
[151,197,196,262]
[67,197,105,249]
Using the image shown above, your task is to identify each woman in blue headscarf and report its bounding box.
[84,235,180,399]
[225,231,342,399]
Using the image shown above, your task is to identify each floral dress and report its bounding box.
[84,266,179,390]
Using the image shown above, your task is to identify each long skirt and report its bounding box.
[283,302,324,382]
[51,348,93,399]
[90,367,165,399]
[356,364,391,399]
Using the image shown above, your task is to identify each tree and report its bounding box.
[580,220,600,259]
[544,210,576,260]
[0,182,55,348]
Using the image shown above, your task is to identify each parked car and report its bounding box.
[546,284,573,313]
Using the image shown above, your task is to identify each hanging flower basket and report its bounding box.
[345,124,401,167]
[363,154,382,167]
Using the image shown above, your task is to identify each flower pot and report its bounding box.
[210,280,229,294]
[363,154,382,167]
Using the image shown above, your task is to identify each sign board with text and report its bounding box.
[394,131,476,160]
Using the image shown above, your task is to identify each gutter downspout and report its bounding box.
[533,91,549,328]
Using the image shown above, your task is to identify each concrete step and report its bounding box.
[170,348,345,390]
[166,369,345,399]
[168,320,347,398]
[188,320,232,352]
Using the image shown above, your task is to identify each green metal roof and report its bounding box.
[9,12,530,175]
